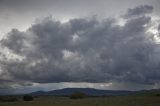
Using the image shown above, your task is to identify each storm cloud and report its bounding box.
[123,5,153,18]
[0,5,160,90]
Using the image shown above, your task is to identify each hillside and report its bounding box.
[30,88,134,96]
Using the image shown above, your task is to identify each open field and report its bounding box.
[0,95,160,106]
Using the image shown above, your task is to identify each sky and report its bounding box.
[0,0,160,94]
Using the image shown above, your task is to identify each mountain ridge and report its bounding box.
[29,88,134,96]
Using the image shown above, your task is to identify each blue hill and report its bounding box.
[30,88,134,96]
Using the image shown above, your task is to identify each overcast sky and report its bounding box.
[0,0,160,94]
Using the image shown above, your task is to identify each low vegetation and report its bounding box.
[0,92,160,106]
[23,95,34,101]
[70,92,87,99]
[0,96,18,102]
[155,94,160,96]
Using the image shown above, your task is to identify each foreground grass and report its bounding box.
[0,95,160,106]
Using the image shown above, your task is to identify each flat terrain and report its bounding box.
[0,95,160,106]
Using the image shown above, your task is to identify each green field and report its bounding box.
[0,94,160,106]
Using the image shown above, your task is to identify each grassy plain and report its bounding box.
[0,92,160,106]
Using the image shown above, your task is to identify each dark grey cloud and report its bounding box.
[0,5,160,90]
[0,0,158,17]
[123,5,153,18]
[0,0,159,36]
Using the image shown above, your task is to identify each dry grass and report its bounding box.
[0,95,160,106]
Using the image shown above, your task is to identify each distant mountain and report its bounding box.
[30,88,134,96]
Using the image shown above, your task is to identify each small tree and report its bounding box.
[156,94,160,96]
[23,95,34,101]
[70,92,86,99]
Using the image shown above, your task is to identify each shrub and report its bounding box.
[70,92,86,99]
[23,95,34,101]
[156,94,160,96]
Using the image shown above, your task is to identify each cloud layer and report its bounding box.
[123,5,153,18]
[0,5,160,89]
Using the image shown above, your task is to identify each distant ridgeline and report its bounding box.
[29,88,135,96]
